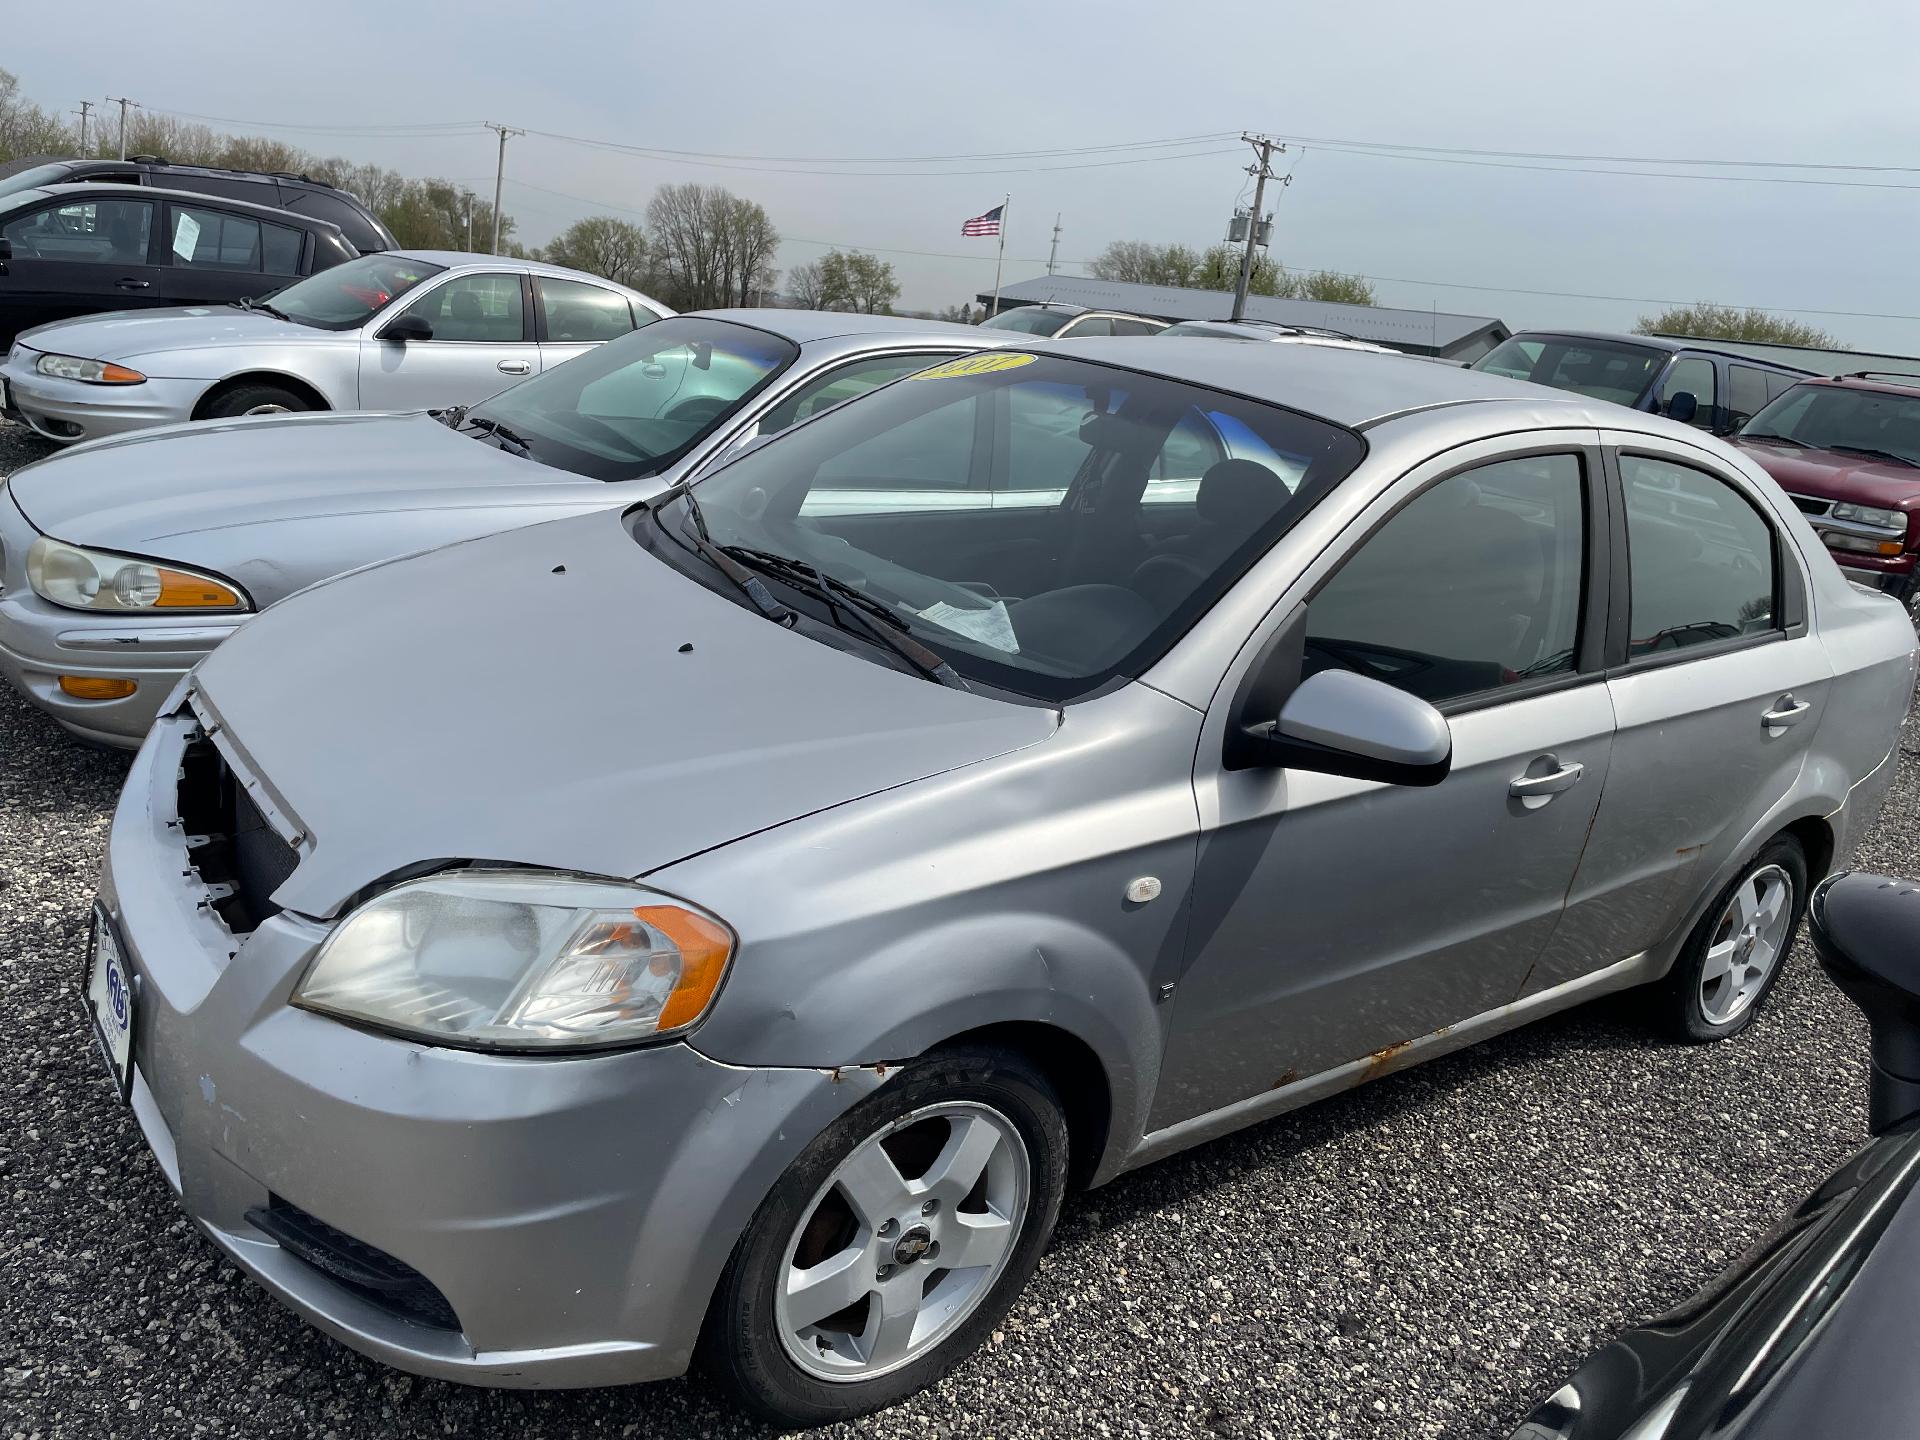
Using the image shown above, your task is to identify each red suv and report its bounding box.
[1734,372,1920,609]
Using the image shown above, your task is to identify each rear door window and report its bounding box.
[538,276,642,342]
[1728,365,1774,429]
[1620,454,1777,656]
[168,205,263,271]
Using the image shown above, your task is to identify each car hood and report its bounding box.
[191,507,1060,917]
[6,411,614,602]
[17,305,333,362]
[1734,438,1920,510]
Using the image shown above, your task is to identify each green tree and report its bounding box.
[1290,269,1377,305]
[0,67,81,162]
[1088,237,1374,305]
[543,215,650,287]
[1635,303,1838,349]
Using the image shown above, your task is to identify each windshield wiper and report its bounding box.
[459,414,533,455]
[1827,443,1919,469]
[230,296,292,322]
[434,404,470,429]
[721,544,969,691]
[659,492,794,625]
[1739,431,1803,448]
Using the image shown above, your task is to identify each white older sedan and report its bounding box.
[0,250,670,444]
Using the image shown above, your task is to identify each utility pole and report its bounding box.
[106,97,138,160]
[1232,133,1283,321]
[1047,213,1062,276]
[464,192,474,251]
[73,100,94,154]
[484,123,524,254]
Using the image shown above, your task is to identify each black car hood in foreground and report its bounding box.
[190,506,1058,918]
[1512,1123,1920,1440]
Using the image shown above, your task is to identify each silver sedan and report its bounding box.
[0,250,670,444]
[88,340,1916,1424]
[0,311,1026,744]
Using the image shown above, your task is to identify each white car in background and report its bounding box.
[0,250,670,444]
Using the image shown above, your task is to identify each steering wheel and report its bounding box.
[666,396,729,426]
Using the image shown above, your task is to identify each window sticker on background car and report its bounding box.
[909,352,1038,381]
[172,213,201,261]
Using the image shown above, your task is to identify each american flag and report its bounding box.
[961,205,1004,237]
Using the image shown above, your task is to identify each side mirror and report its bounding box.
[1809,871,1920,1134]
[380,312,433,343]
[1665,390,1698,424]
[1230,669,1451,786]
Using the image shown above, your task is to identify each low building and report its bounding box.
[976,275,1508,362]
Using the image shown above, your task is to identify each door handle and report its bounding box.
[115,278,151,290]
[1510,759,1584,804]
[1762,695,1812,730]
[497,359,532,375]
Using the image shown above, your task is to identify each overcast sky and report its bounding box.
[12,0,1920,350]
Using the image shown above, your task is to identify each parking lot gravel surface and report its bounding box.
[3,416,1914,1439]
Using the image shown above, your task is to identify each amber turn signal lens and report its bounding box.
[58,675,136,700]
[153,568,242,609]
[637,904,736,1031]
[99,363,145,384]
[1880,541,1904,557]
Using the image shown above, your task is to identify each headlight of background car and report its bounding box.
[25,536,249,612]
[293,872,736,1051]
[1832,501,1906,530]
[34,353,145,384]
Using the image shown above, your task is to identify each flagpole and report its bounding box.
[990,193,1009,317]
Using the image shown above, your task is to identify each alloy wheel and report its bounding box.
[1699,863,1794,1025]
[774,1101,1030,1382]
[242,402,291,415]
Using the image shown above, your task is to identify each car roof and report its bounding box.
[1509,328,1816,373]
[1797,373,1920,399]
[31,181,347,233]
[384,250,663,291]
[1046,335,1586,429]
[692,308,1000,344]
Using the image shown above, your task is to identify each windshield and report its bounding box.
[1742,383,1920,467]
[0,166,74,197]
[465,316,797,481]
[661,351,1365,701]
[1476,335,1667,405]
[979,308,1073,336]
[265,254,445,330]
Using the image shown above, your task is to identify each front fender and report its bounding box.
[694,908,1163,1182]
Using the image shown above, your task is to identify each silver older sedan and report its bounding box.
[90,342,1915,1424]
[0,311,1024,745]
[0,250,670,444]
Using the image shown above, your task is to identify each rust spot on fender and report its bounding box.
[1271,1067,1299,1090]
[1677,843,1705,856]
[1362,1039,1415,1080]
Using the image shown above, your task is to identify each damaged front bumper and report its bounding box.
[93,703,891,1387]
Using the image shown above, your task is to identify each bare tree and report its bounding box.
[788,259,829,308]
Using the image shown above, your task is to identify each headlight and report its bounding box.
[293,871,736,1051]
[34,353,145,384]
[25,536,249,612]
[1832,501,1906,530]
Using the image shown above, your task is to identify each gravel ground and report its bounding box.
[3,413,1915,1439]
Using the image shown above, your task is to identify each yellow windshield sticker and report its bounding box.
[909,352,1039,381]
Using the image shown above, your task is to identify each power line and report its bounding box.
[521,128,1239,165]
[1280,140,1920,192]
[518,136,1244,179]
[1263,129,1920,175]
[495,176,1913,324]
[139,106,481,136]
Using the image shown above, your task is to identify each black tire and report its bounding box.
[202,382,311,419]
[700,1047,1069,1427]
[1661,835,1809,1042]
